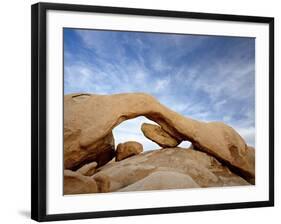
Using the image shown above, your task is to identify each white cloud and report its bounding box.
[112,117,160,151]
[234,126,255,147]
[134,70,147,82]
[222,115,232,122]
[192,58,255,104]
[65,29,255,147]
[112,116,192,151]
[154,78,170,92]
[152,57,170,72]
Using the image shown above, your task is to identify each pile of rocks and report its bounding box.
[63,93,255,194]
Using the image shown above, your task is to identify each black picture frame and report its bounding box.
[31,2,274,222]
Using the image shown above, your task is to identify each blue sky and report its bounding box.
[64,28,255,149]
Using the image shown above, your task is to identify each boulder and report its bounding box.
[64,170,98,195]
[77,161,98,176]
[64,125,115,170]
[116,141,143,161]
[118,171,200,191]
[92,147,250,192]
[93,174,111,193]
[141,123,181,148]
[64,93,254,181]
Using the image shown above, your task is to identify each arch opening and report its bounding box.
[112,116,191,151]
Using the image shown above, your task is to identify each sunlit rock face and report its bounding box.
[64,147,251,194]
[64,93,254,176]
[115,141,143,161]
[141,123,181,148]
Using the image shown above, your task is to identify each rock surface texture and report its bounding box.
[92,147,250,192]
[64,170,98,195]
[64,124,115,170]
[118,171,200,191]
[93,174,111,193]
[76,161,98,176]
[116,141,143,161]
[141,123,181,148]
[64,93,255,183]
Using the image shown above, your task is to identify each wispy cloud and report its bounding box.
[64,28,255,149]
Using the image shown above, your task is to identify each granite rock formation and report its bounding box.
[141,123,181,148]
[64,93,255,183]
[64,170,98,195]
[77,161,98,176]
[92,147,250,192]
[116,141,143,161]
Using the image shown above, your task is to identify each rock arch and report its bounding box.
[64,93,254,182]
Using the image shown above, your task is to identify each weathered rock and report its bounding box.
[93,147,250,192]
[64,93,254,181]
[64,170,98,195]
[77,161,98,176]
[93,174,111,193]
[141,123,181,148]
[118,171,200,191]
[243,146,255,184]
[116,141,143,161]
[64,124,115,170]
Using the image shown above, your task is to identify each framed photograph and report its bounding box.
[31,2,274,222]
